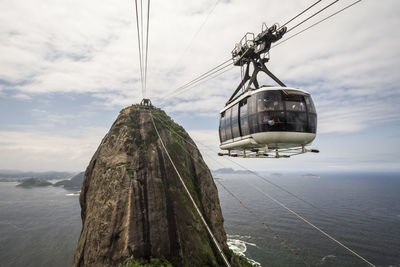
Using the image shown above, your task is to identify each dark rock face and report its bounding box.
[72,106,229,266]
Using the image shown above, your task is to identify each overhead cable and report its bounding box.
[150,114,231,267]
[273,0,362,49]
[161,0,359,102]
[152,113,375,267]
[151,113,311,266]
[164,63,234,100]
[216,180,311,267]
[286,0,340,34]
[280,0,324,29]
[134,0,144,97]
[174,66,235,97]
[162,58,232,99]
[170,0,221,72]
[251,185,375,267]
[151,114,325,215]
[144,0,151,95]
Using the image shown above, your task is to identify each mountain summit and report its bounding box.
[72,105,248,266]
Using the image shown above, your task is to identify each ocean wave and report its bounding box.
[227,234,252,240]
[317,254,337,266]
[65,191,80,196]
[227,237,261,266]
[0,220,22,230]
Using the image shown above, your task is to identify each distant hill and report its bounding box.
[54,172,84,190]
[0,171,75,181]
[16,178,52,188]
[212,168,253,175]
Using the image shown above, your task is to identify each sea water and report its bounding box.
[0,172,399,266]
[219,172,400,266]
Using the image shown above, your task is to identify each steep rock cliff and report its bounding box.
[73,106,245,266]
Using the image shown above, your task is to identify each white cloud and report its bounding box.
[0,127,107,171]
[0,0,400,171]
[12,93,31,100]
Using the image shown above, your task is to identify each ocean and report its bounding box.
[0,172,399,266]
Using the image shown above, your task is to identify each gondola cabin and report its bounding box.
[219,86,317,154]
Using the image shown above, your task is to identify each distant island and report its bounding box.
[54,172,84,190]
[0,170,75,182]
[14,172,85,190]
[212,168,253,175]
[16,178,52,188]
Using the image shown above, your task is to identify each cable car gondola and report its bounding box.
[218,23,319,158]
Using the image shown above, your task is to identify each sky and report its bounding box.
[0,0,399,172]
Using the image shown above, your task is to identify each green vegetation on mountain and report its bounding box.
[73,105,252,267]
[16,178,52,188]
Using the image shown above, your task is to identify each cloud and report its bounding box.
[0,127,107,171]
[12,93,31,100]
[0,0,400,171]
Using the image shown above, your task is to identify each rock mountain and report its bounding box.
[72,105,250,267]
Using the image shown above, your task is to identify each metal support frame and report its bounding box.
[227,59,286,104]
[226,23,288,105]
[218,146,319,159]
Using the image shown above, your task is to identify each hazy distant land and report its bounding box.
[5,171,84,190]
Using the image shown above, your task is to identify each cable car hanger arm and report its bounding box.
[227,23,287,105]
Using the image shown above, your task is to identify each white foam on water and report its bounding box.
[227,237,261,266]
[65,192,80,196]
[318,254,337,265]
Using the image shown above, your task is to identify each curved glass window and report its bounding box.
[231,104,240,138]
[248,95,258,134]
[239,99,250,136]
[260,91,284,111]
[305,96,316,113]
[219,112,226,142]
[223,90,317,142]
[259,111,286,131]
[286,101,306,112]
[286,111,307,132]
[225,108,233,140]
[308,113,317,133]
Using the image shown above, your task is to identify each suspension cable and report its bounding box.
[169,0,221,73]
[251,185,375,267]
[161,58,232,99]
[140,0,144,94]
[160,0,358,102]
[144,0,151,96]
[164,64,234,100]
[174,66,235,98]
[150,114,231,267]
[216,180,311,267]
[134,0,144,97]
[151,113,312,266]
[286,0,340,34]
[273,0,362,49]
[280,0,324,29]
[151,114,326,215]
[150,113,376,266]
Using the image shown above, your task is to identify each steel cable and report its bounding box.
[134,0,144,97]
[144,0,151,96]
[280,0,324,29]
[151,113,376,267]
[151,112,312,266]
[273,0,362,49]
[150,113,231,267]
[286,0,340,34]
[160,0,359,102]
